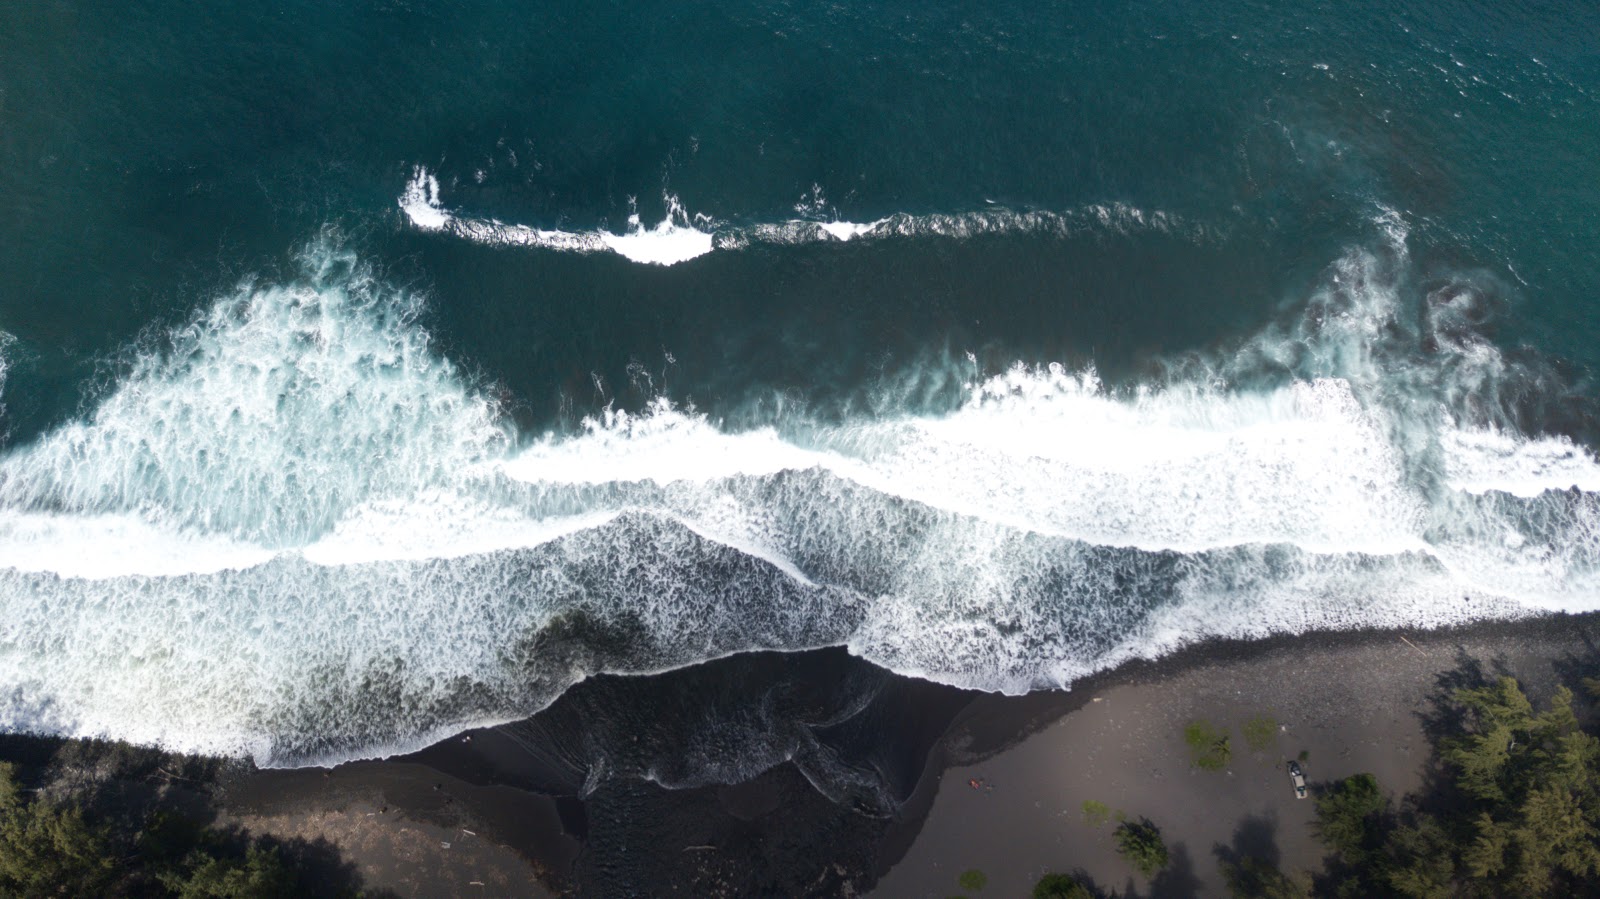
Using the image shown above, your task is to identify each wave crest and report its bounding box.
[0,223,1595,765]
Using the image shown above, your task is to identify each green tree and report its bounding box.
[1313,773,1387,866]
[1032,872,1094,899]
[0,755,360,899]
[1383,815,1454,899]
[1114,818,1168,877]
[1443,679,1600,895]
[172,845,297,899]
[0,763,118,898]
[1307,674,1600,897]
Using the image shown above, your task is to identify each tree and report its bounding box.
[1032,872,1094,899]
[0,763,118,898]
[1442,679,1600,895]
[1114,818,1168,877]
[1383,815,1454,899]
[0,754,360,899]
[172,845,297,899]
[1313,773,1387,866]
[1307,674,1600,898]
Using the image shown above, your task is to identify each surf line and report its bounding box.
[397,167,1193,266]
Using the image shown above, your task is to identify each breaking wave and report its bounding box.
[398,167,1205,266]
[0,215,1595,766]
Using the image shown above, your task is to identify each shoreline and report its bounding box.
[5,611,1598,896]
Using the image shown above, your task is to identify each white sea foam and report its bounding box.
[0,510,276,579]
[826,370,1425,556]
[501,400,818,486]
[401,167,715,265]
[0,330,15,428]
[398,166,1202,265]
[1440,426,1600,496]
[0,226,1595,765]
[818,219,886,241]
[299,493,616,567]
[397,168,451,231]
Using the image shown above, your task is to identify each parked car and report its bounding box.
[1287,760,1308,799]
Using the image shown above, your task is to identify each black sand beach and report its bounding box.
[43,611,1581,898]
[872,614,1600,896]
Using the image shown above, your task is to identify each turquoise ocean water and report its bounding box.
[0,0,1597,764]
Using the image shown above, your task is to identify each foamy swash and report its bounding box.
[0,222,1595,767]
[398,167,1201,265]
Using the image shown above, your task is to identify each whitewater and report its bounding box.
[398,166,1206,266]
[0,213,1595,767]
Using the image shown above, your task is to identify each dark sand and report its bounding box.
[67,612,1596,898]
[871,614,1600,898]
[215,761,569,898]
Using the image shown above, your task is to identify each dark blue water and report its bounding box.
[0,1,1596,764]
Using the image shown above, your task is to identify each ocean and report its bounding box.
[0,0,1597,766]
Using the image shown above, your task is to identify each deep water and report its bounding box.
[0,1,1597,766]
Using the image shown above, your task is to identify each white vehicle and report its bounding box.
[1287,761,1308,799]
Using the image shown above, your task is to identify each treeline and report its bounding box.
[1028,670,1600,898]
[0,739,378,898]
[1312,675,1600,898]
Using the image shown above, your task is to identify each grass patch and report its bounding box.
[1081,799,1112,827]
[1184,720,1232,770]
[958,868,988,891]
[1243,715,1279,751]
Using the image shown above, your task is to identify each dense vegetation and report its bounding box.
[0,740,375,898]
[1312,675,1600,898]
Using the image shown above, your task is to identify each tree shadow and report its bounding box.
[1408,646,1518,823]
[1550,628,1600,724]
[1414,647,1499,745]
[1213,814,1310,897]
[235,827,397,899]
[1214,813,1280,869]
[1147,842,1202,899]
